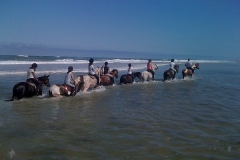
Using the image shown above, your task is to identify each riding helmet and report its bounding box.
[68,66,73,71]
[171,59,174,62]
[89,58,94,63]
[148,59,152,62]
[31,63,38,68]
[128,63,131,67]
[105,62,108,65]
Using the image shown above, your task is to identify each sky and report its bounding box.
[0,0,239,59]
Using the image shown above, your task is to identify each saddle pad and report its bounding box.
[28,82,36,87]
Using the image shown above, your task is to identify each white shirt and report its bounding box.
[128,67,133,74]
[27,68,35,79]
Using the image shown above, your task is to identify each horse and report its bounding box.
[73,67,104,92]
[120,72,142,84]
[182,63,200,79]
[48,76,82,98]
[6,75,50,101]
[141,63,158,82]
[163,65,179,81]
[100,69,119,86]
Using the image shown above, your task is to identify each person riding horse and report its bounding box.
[147,59,155,81]
[103,61,114,84]
[64,66,76,96]
[88,58,100,86]
[185,59,194,76]
[127,63,134,80]
[169,59,176,74]
[26,63,42,95]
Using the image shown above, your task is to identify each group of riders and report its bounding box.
[27,58,195,96]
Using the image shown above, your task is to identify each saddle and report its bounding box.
[88,74,97,79]
[28,82,36,88]
[56,84,73,92]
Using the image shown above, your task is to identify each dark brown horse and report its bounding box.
[120,72,142,84]
[7,75,50,101]
[182,63,200,79]
[163,65,179,81]
[100,69,118,86]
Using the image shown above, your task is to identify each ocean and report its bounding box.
[0,54,239,159]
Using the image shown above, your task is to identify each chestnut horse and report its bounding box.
[49,76,82,98]
[120,72,142,84]
[163,65,179,81]
[141,63,158,82]
[182,63,200,79]
[6,75,50,101]
[100,69,119,86]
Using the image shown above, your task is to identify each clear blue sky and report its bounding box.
[0,0,239,58]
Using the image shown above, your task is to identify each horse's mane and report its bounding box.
[38,75,49,81]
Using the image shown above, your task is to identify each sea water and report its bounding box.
[0,55,239,159]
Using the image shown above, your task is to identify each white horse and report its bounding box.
[78,67,103,92]
[49,67,103,97]
[141,63,158,82]
[49,76,82,98]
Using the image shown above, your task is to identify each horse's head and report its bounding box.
[38,75,50,87]
[134,72,142,79]
[174,65,179,73]
[111,69,118,78]
[194,63,200,69]
[152,64,158,71]
[96,66,104,76]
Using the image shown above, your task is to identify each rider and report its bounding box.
[127,63,134,80]
[64,66,75,96]
[26,63,42,95]
[169,59,176,74]
[103,61,114,84]
[147,59,155,81]
[88,58,100,86]
[185,58,194,75]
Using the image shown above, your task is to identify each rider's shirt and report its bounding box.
[147,62,152,70]
[185,61,192,68]
[104,66,109,74]
[64,72,75,87]
[88,64,96,75]
[27,68,35,79]
[128,67,133,74]
[169,62,176,71]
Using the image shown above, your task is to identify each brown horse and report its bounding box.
[100,69,119,86]
[49,76,82,98]
[6,75,50,101]
[163,65,179,81]
[182,63,200,79]
[120,72,142,84]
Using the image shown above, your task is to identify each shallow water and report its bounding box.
[0,59,240,159]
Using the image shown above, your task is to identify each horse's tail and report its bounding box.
[182,70,185,79]
[49,89,53,97]
[122,75,128,84]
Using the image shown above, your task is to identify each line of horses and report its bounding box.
[6,63,199,101]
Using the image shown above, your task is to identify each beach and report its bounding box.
[0,55,240,159]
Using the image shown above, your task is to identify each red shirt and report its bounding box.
[147,62,152,70]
